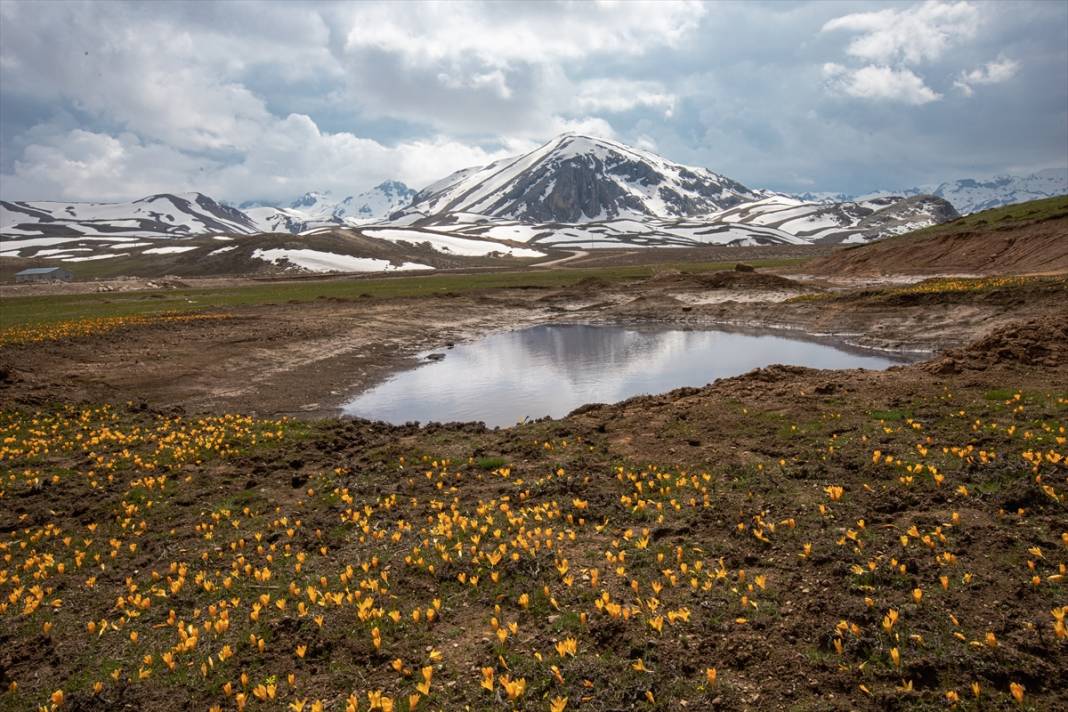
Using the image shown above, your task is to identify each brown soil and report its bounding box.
[804,217,1068,276]
[644,270,803,291]
[924,316,1068,374]
[539,244,833,269]
[0,297,555,418]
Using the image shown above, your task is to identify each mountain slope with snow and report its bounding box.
[244,182,418,233]
[1,193,258,238]
[287,181,416,223]
[798,168,1068,216]
[347,180,418,221]
[0,223,546,278]
[709,194,959,244]
[403,134,761,223]
[927,168,1067,215]
[397,134,956,243]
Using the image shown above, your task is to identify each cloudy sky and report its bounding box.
[0,0,1065,203]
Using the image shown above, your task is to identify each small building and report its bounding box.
[15,267,73,283]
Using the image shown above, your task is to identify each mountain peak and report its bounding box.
[538,133,659,164]
[403,134,755,223]
[241,181,416,232]
[290,191,332,209]
[373,179,413,195]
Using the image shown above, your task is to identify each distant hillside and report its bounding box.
[0,193,258,237]
[794,168,1068,216]
[0,225,546,282]
[804,196,1068,276]
[245,182,418,232]
[927,168,1067,215]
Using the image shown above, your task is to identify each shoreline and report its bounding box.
[4,271,1063,421]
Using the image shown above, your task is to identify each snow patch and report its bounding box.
[251,248,431,273]
[142,246,199,255]
[33,247,92,256]
[363,228,545,257]
[63,253,128,262]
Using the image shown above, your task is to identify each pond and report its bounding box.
[342,324,917,427]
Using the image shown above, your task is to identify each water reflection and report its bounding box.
[343,324,912,427]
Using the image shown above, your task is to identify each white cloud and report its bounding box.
[3,0,687,201]
[5,131,210,201]
[334,2,701,136]
[1,120,517,202]
[574,79,677,117]
[634,135,658,152]
[819,1,989,106]
[437,69,513,99]
[340,1,705,67]
[822,1,979,65]
[823,63,941,105]
[0,0,1064,203]
[0,0,709,202]
[547,116,618,139]
[953,56,1020,95]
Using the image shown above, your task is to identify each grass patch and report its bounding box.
[475,456,509,470]
[869,409,910,421]
[879,275,1058,298]
[0,258,808,328]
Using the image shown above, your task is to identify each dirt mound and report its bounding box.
[695,270,801,290]
[732,364,815,382]
[925,315,1068,373]
[645,270,801,291]
[619,294,684,308]
[806,212,1068,277]
[563,276,614,295]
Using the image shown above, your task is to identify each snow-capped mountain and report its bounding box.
[367,195,956,250]
[1,136,962,262]
[244,182,418,233]
[709,195,959,244]
[788,191,855,204]
[396,133,956,244]
[795,168,1067,216]
[241,206,311,235]
[0,182,418,240]
[925,168,1067,215]
[349,181,418,220]
[403,134,761,223]
[0,192,258,237]
[291,182,416,222]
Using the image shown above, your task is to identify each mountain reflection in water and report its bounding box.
[343,324,912,427]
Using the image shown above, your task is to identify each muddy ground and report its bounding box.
[2,270,1065,419]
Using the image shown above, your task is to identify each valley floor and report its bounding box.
[1,268,1065,418]
[0,264,1065,711]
